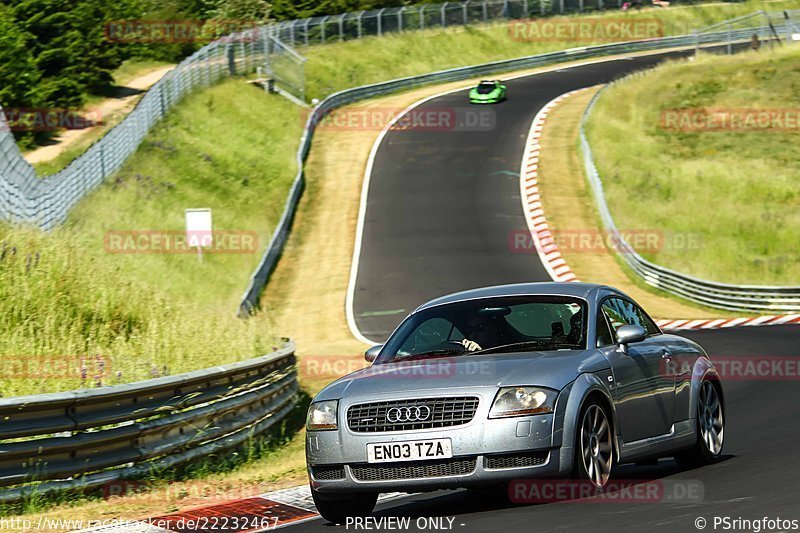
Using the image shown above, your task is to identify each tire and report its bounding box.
[573,399,614,488]
[311,488,378,524]
[675,380,724,468]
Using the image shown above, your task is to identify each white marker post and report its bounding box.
[185,208,213,262]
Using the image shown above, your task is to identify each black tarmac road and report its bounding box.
[292,325,799,533]
[351,50,710,342]
[322,49,800,532]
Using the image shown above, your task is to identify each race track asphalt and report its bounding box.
[351,49,707,342]
[319,48,800,532]
[291,325,800,533]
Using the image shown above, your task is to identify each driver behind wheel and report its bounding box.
[460,312,516,352]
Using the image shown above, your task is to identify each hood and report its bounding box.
[314,350,609,401]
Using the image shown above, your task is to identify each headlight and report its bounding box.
[307,400,338,431]
[489,387,557,418]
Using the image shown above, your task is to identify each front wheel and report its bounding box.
[311,488,378,524]
[574,400,614,488]
[675,380,724,467]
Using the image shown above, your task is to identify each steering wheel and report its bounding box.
[436,340,469,353]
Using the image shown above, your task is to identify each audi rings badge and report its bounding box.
[386,405,432,423]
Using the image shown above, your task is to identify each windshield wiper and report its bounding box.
[394,349,467,361]
[471,341,580,355]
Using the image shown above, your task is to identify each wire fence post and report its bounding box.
[483,0,488,21]
[463,1,469,24]
[420,5,426,29]
[357,11,363,38]
[727,23,732,54]
[442,2,447,27]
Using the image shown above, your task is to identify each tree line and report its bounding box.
[0,0,439,141]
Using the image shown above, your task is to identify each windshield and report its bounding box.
[377,296,587,363]
[476,82,497,94]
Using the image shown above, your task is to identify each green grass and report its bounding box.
[111,59,174,88]
[0,79,301,397]
[0,0,798,519]
[3,0,798,399]
[585,45,800,285]
[302,0,800,99]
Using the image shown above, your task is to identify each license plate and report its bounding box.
[367,438,452,463]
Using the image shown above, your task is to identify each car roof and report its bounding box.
[414,282,615,312]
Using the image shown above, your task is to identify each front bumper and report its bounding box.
[469,97,500,104]
[306,389,572,494]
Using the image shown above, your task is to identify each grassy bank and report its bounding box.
[2,0,799,522]
[0,79,301,397]
[303,0,800,99]
[585,45,800,285]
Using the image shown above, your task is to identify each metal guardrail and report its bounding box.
[0,341,297,502]
[579,42,800,313]
[0,0,694,232]
[239,25,792,316]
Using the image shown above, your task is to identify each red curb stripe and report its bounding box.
[154,497,317,532]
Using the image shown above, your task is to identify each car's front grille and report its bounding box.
[347,397,480,432]
[350,457,477,481]
[311,465,345,480]
[485,451,549,469]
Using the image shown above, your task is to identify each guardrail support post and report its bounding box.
[727,23,732,54]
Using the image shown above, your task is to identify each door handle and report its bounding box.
[661,348,672,360]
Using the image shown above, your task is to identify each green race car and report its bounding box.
[469,80,507,104]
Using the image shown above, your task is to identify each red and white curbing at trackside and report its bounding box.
[81,79,799,533]
[80,486,405,532]
[518,89,800,334]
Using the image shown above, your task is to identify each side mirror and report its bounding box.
[364,344,383,363]
[616,325,646,354]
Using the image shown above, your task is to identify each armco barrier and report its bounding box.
[0,341,297,503]
[580,74,800,313]
[238,25,791,316]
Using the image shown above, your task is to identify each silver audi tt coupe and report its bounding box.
[306,283,725,523]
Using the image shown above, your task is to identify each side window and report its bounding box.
[601,298,660,338]
[601,298,629,334]
[595,311,614,348]
[397,318,461,355]
[633,306,660,336]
